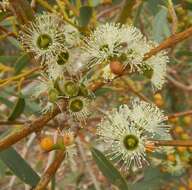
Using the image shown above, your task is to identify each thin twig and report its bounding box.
[0,120,25,125]
[0,100,66,151]
[144,26,192,60]
[154,140,192,147]
[34,150,65,190]
[166,75,192,92]
[168,0,178,34]
[0,67,41,88]
[126,81,151,102]
[168,110,192,119]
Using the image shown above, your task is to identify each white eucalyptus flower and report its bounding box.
[62,24,81,47]
[163,155,185,176]
[143,42,168,91]
[46,48,86,79]
[19,13,66,64]
[46,61,65,80]
[83,23,149,72]
[68,96,90,122]
[97,107,151,170]
[123,98,170,138]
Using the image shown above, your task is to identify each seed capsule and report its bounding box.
[109,60,124,75]
[40,137,54,151]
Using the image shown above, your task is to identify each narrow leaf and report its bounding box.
[8,96,25,121]
[0,147,40,187]
[78,6,92,27]
[91,148,129,190]
[94,88,113,97]
[14,54,29,74]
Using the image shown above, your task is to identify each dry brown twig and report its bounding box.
[166,75,192,92]
[34,150,66,190]
[168,110,192,120]
[168,0,178,34]
[153,140,192,147]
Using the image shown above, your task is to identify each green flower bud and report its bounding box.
[79,84,89,97]
[62,81,79,97]
[48,88,59,102]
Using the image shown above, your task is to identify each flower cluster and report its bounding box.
[19,13,171,172]
[32,75,91,122]
[19,13,92,122]
[97,98,170,170]
[19,13,81,80]
[83,23,169,91]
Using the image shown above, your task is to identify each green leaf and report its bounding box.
[152,6,171,42]
[94,87,113,97]
[0,160,7,178]
[78,6,93,27]
[14,54,29,74]
[130,167,177,190]
[0,12,8,22]
[112,0,123,4]
[176,51,192,58]
[8,96,25,121]
[0,147,40,187]
[0,56,18,63]
[0,96,14,108]
[91,148,129,190]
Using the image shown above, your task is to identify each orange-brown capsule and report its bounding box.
[169,117,178,124]
[109,60,124,75]
[178,186,186,190]
[40,137,54,151]
[167,154,176,162]
[183,116,192,125]
[174,126,184,134]
[177,146,187,153]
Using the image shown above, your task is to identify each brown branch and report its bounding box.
[0,120,25,125]
[144,26,192,60]
[153,140,192,147]
[168,110,192,119]
[126,82,151,102]
[0,101,66,151]
[166,75,192,92]
[34,150,65,190]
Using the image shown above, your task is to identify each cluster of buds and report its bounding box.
[40,131,75,152]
